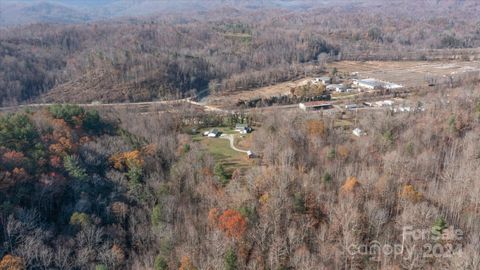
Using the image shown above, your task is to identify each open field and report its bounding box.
[205,60,480,109]
[192,129,253,173]
[329,60,480,87]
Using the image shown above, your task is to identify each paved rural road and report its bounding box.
[220,134,249,153]
[0,98,232,114]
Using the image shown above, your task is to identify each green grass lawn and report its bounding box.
[192,129,252,174]
[202,137,251,173]
[334,119,353,128]
[331,92,360,100]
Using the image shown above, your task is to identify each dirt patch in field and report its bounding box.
[329,60,480,87]
[206,77,314,107]
[204,60,480,109]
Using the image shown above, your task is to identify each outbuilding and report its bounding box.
[326,84,347,92]
[353,128,366,137]
[299,101,333,111]
[235,123,252,133]
[357,79,383,90]
[207,128,220,137]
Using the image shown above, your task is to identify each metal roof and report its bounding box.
[302,101,332,107]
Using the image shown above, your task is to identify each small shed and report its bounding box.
[326,84,347,92]
[299,101,333,111]
[235,123,251,133]
[208,128,220,137]
[318,76,332,85]
[312,77,332,85]
[353,128,366,137]
[345,104,359,110]
[357,78,383,90]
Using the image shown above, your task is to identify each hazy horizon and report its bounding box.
[0,0,374,27]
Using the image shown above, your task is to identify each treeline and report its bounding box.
[0,105,180,269]
[3,83,480,268]
[2,1,480,105]
[159,84,480,269]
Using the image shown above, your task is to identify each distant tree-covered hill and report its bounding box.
[1,0,480,106]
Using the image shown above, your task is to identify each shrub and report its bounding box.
[82,110,103,132]
[0,113,38,151]
[126,165,143,184]
[322,172,332,183]
[183,144,190,153]
[431,217,447,237]
[154,256,168,270]
[95,264,108,270]
[238,205,257,223]
[179,256,197,270]
[214,163,229,186]
[405,142,415,156]
[293,192,306,214]
[64,155,88,181]
[224,248,237,270]
[48,104,84,125]
[151,205,163,227]
[382,130,394,145]
[70,212,91,227]
[327,148,336,160]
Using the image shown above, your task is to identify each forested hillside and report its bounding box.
[0,105,176,268]
[2,85,480,269]
[3,1,480,269]
[2,0,480,105]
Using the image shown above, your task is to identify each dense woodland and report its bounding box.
[2,0,480,105]
[3,0,480,269]
[2,84,480,269]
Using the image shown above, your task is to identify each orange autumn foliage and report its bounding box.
[51,119,72,140]
[306,119,325,137]
[111,201,129,219]
[49,137,74,155]
[47,118,76,155]
[400,184,423,203]
[217,209,247,239]
[0,255,25,270]
[2,151,25,165]
[201,167,213,177]
[111,244,126,263]
[337,145,350,159]
[11,168,27,180]
[110,150,144,171]
[50,155,62,168]
[207,208,220,226]
[79,136,91,144]
[259,193,270,205]
[178,256,197,270]
[142,144,158,156]
[340,177,361,194]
